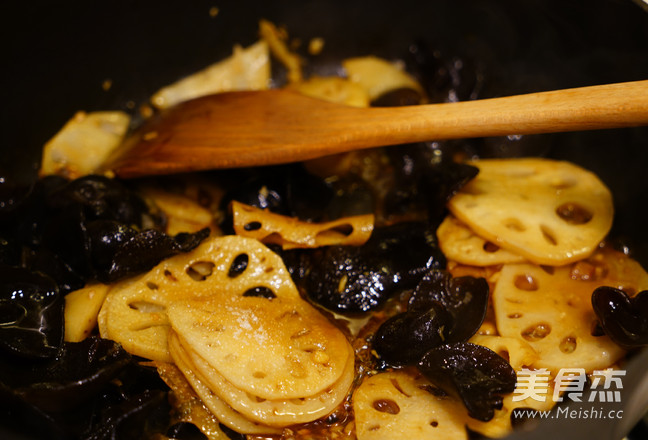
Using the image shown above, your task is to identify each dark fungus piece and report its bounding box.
[221,164,334,223]
[0,175,32,214]
[0,384,69,440]
[22,247,85,295]
[382,145,432,219]
[418,342,517,422]
[422,159,479,225]
[0,337,131,413]
[323,176,375,220]
[0,264,63,359]
[279,247,314,283]
[306,222,446,313]
[591,286,648,349]
[221,172,285,215]
[510,407,539,430]
[87,221,209,283]
[84,388,170,440]
[0,175,68,249]
[406,40,485,105]
[1,343,170,439]
[40,202,92,277]
[382,144,479,225]
[409,270,489,343]
[373,301,453,366]
[47,175,150,227]
[80,361,171,439]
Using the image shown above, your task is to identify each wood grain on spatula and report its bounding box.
[102,80,648,178]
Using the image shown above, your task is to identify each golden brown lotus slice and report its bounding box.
[493,247,648,372]
[65,283,111,342]
[98,275,172,361]
[353,370,468,440]
[156,361,234,440]
[40,111,130,179]
[287,76,370,107]
[448,158,613,265]
[168,294,351,400]
[437,215,526,266]
[140,187,217,235]
[353,365,552,440]
[231,200,374,249]
[342,56,425,101]
[98,235,301,361]
[468,335,539,371]
[151,40,270,109]
[171,331,354,427]
[168,332,282,435]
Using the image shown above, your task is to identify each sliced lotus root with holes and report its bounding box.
[98,235,301,361]
[171,330,354,427]
[140,187,217,235]
[493,247,648,372]
[353,370,469,440]
[156,362,233,440]
[231,200,374,249]
[448,158,613,265]
[99,276,173,361]
[437,215,526,266]
[168,294,352,400]
[168,332,281,434]
[469,335,539,371]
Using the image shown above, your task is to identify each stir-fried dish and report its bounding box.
[1,19,647,440]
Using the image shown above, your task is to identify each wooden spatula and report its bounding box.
[102,80,648,178]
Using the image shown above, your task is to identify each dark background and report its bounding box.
[3,0,647,261]
[1,1,647,438]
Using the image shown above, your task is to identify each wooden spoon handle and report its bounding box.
[107,80,648,177]
[348,80,648,146]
